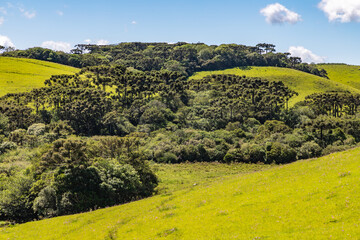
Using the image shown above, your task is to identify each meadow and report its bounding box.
[2,147,360,239]
[319,64,360,90]
[191,66,360,105]
[0,57,78,96]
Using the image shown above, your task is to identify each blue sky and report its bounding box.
[1,0,360,64]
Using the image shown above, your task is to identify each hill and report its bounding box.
[2,147,360,239]
[0,57,79,96]
[319,64,360,91]
[190,66,360,105]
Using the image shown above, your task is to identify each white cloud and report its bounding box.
[56,10,64,16]
[0,17,4,25]
[131,21,137,24]
[0,35,15,48]
[96,39,109,45]
[41,41,72,52]
[318,0,360,22]
[19,7,36,19]
[84,39,91,44]
[260,3,301,24]
[288,46,326,63]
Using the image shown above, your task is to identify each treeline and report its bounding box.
[2,42,328,77]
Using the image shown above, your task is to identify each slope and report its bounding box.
[2,147,360,239]
[0,57,79,96]
[319,64,360,91]
[190,67,360,105]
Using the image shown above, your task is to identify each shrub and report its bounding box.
[266,142,296,164]
[241,143,265,163]
[27,123,46,136]
[158,152,178,163]
[223,148,243,163]
[0,141,17,154]
[297,141,322,159]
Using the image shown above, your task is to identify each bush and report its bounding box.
[27,123,46,136]
[297,141,322,159]
[223,148,243,163]
[9,129,27,146]
[266,142,296,164]
[0,174,36,222]
[0,141,17,154]
[322,144,350,156]
[241,143,265,163]
[158,152,178,163]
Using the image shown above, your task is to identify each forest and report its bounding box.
[0,42,358,223]
[2,42,328,77]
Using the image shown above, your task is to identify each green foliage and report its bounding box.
[3,43,327,78]
[0,136,158,222]
[0,174,35,222]
[266,142,297,164]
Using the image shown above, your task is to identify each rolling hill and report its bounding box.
[1,147,360,239]
[0,57,79,96]
[190,66,360,105]
[319,64,360,91]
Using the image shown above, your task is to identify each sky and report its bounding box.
[1,0,360,64]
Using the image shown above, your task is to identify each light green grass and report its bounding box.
[0,57,79,96]
[2,147,360,239]
[152,162,271,194]
[319,64,360,90]
[190,67,360,105]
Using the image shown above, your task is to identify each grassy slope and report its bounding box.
[0,57,78,96]
[2,148,360,239]
[319,64,360,90]
[190,67,360,105]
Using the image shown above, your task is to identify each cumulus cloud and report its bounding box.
[288,46,326,63]
[0,35,15,48]
[41,41,72,52]
[318,0,360,22]
[0,17,4,25]
[131,21,137,24]
[96,39,109,45]
[84,39,91,44]
[19,7,36,19]
[260,3,301,24]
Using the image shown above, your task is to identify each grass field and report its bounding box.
[190,66,360,105]
[0,57,78,96]
[319,64,360,91]
[2,147,360,239]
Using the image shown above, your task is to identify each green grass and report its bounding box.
[319,64,360,90]
[152,162,271,194]
[190,67,360,105]
[2,147,360,239]
[0,57,79,96]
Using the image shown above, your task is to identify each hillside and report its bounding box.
[319,64,360,91]
[2,147,360,239]
[191,66,360,105]
[0,57,79,96]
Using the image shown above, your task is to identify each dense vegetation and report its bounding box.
[2,42,328,77]
[0,43,358,224]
